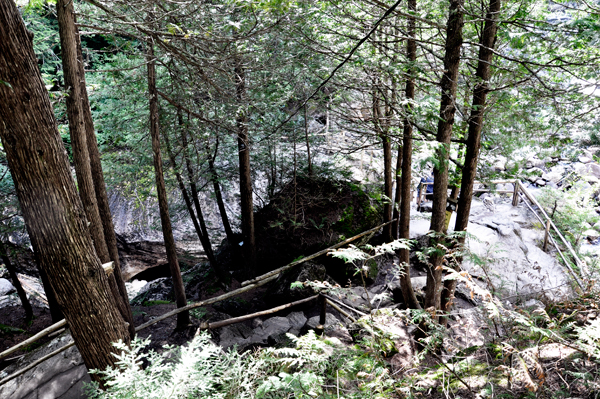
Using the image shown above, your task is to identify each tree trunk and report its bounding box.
[179,128,215,263]
[74,13,134,339]
[304,104,313,177]
[0,0,130,381]
[372,85,393,242]
[234,59,256,277]
[0,244,33,322]
[56,0,132,335]
[164,131,228,285]
[146,40,189,328]
[392,144,402,240]
[424,0,464,315]
[442,0,500,316]
[207,143,236,244]
[36,256,64,323]
[398,0,421,310]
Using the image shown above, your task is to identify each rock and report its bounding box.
[218,323,255,350]
[288,311,307,336]
[0,333,90,399]
[492,156,507,171]
[463,200,571,301]
[125,279,148,302]
[247,317,293,346]
[583,229,600,239]
[535,179,546,186]
[578,150,595,163]
[267,261,329,304]
[523,299,545,311]
[306,313,342,331]
[541,166,565,184]
[131,277,173,305]
[0,278,15,296]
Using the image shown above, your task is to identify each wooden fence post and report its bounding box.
[512,180,520,206]
[316,294,327,335]
[543,219,551,252]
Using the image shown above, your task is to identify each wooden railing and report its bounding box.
[418,178,586,290]
[0,222,392,387]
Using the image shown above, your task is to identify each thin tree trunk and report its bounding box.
[0,244,33,322]
[56,0,132,333]
[398,0,421,310]
[0,0,130,381]
[36,256,64,323]
[392,144,402,240]
[74,14,134,338]
[164,131,228,284]
[146,40,189,328]
[179,128,215,262]
[424,0,464,315]
[234,58,256,277]
[442,0,500,317]
[304,104,313,177]
[372,84,393,242]
[207,142,236,243]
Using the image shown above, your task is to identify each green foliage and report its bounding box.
[537,181,599,251]
[190,307,208,320]
[86,329,398,399]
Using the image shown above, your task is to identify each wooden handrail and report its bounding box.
[241,219,397,287]
[516,180,588,277]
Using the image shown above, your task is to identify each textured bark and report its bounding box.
[0,244,33,322]
[0,0,130,380]
[442,0,501,316]
[74,15,134,338]
[146,41,189,327]
[56,0,132,335]
[425,0,464,314]
[235,59,256,277]
[398,0,421,310]
[392,145,402,240]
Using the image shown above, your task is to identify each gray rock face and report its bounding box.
[131,277,173,305]
[217,312,308,351]
[0,334,90,399]
[0,278,15,296]
[462,200,571,301]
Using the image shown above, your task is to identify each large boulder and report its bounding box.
[0,278,15,296]
[461,199,571,301]
[253,177,382,272]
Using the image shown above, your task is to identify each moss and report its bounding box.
[367,258,378,280]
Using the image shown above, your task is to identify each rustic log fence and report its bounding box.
[1,178,589,386]
[0,222,395,387]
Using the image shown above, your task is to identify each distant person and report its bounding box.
[419,174,434,201]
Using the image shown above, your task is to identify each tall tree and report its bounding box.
[442,0,501,315]
[56,0,133,335]
[425,0,465,315]
[0,0,130,381]
[235,58,256,277]
[146,38,189,328]
[398,0,421,310]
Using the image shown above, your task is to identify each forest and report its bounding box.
[1,0,600,397]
